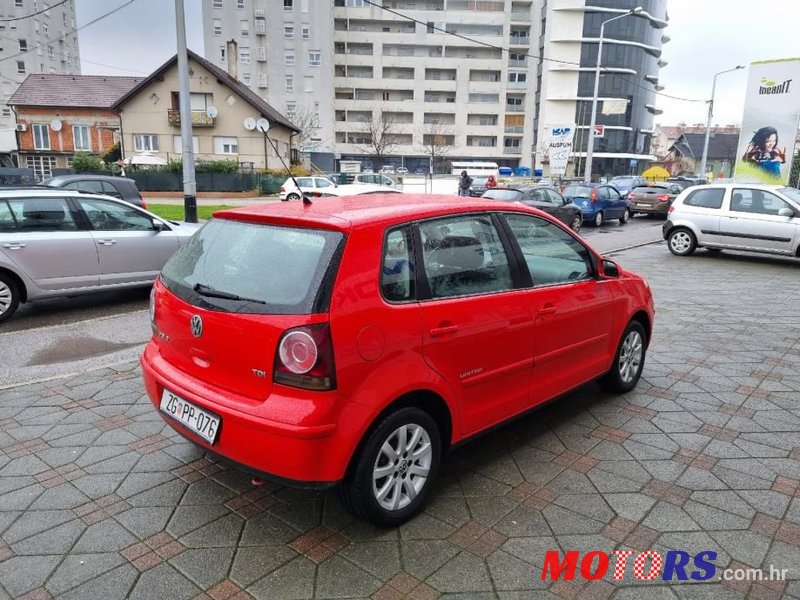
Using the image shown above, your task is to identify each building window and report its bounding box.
[240,20,249,36]
[212,0,223,7]
[284,0,292,9]
[242,72,251,85]
[285,51,294,66]
[15,0,23,6]
[32,124,50,150]
[301,26,310,39]
[42,23,48,36]
[239,47,250,64]
[213,136,238,155]
[1,108,10,117]
[213,19,222,35]
[303,76,313,92]
[18,39,27,52]
[346,0,365,5]
[237,0,244,7]
[284,25,294,39]
[16,61,25,74]
[219,46,226,62]
[308,51,320,66]
[508,72,527,83]
[286,102,296,118]
[26,155,57,181]
[47,46,54,59]
[172,135,199,154]
[285,75,294,92]
[133,134,159,152]
[73,125,90,151]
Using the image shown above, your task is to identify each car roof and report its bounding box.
[46,175,136,183]
[701,182,785,190]
[214,194,545,231]
[0,188,109,197]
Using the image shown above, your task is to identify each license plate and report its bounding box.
[159,388,220,444]
[636,203,650,208]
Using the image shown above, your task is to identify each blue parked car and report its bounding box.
[560,183,630,227]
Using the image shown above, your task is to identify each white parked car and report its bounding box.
[279,176,337,201]
[396,166,409,175]
[663,183,800,258]
[351,173,398,188]
[314,184,403,197]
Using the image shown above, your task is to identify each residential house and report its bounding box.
[665,131,741,178]
[8,74,142,180]
[113,49,299,169]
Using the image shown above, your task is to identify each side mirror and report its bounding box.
[778,207,795,218]
[602,259,620,278]
[153,220,168,232]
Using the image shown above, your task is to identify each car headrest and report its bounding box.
[23,201,66,222]
[430,236,485,270]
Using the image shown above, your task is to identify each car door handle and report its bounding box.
[97,239,117,245]
[430,324,459,337]
[1,242,25,249]
[539,305,557,317]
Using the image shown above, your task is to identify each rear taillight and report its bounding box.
[149,285,156,327]
[274,323,336,391]
[590,189,598,205]
[279,186,286,193]
[141,199,147,210]
[668,205,675,213]
[656,194,670,202]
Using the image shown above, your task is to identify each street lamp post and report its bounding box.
[699,65,744,179]
[584,6,643,183]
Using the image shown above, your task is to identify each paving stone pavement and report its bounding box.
[1,243,799,599]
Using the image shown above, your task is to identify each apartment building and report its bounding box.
[204,0,668,176]
[0,0,81,160]
[202,0,335,168]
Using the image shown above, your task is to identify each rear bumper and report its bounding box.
[630,204,669,215]
[141,342,373,485]
[662,220,674,239]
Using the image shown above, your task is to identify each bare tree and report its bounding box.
[289,104,321,152]
[358,107,399,165]
[420,121,454,174]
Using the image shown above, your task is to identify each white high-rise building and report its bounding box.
[203,0,668,176]
[0,0,81,158]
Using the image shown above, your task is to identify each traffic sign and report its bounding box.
[594,124,605,138]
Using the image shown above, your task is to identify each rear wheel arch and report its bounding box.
[343,389,453,482]
[0,267,26,302]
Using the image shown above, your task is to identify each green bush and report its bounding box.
[164,159,183,173]
[263,165,309,177]
[196,160,239,174]
[72,152,104,172]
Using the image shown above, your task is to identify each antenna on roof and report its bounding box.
[253,117,315,205]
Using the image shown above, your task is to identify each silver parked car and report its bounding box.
[0,189,200,323]
[663,183,800,258]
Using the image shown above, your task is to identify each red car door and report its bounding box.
[503,213,617,403]
[417,214,535,436]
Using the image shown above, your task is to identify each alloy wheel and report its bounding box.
[0,280,11,315]
[618,329,643,384]
[669,230,694,255]
[372,423,433,511]
[570,215,582,233]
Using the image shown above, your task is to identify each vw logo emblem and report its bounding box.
[190,315,203,338]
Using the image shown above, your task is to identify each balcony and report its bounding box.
[167,109,215,128]
[503,146,522,154]
[504,126,524,133]
[510,12,531,22]
[508,59,528,68]
[254,19,266,35]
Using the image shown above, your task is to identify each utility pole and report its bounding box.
[699,65,744,179]
[175,0,197,223]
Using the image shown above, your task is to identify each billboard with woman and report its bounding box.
[734,58,800,184]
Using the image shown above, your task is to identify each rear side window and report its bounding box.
[381,227,415,302]
[563,185,592,197]
[8,198,78,231]
[684,188,724,209]
[482,189,523,202]
[0,200,17,231]
[161,219,344,315]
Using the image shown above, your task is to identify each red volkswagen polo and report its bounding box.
[142,195,654,525]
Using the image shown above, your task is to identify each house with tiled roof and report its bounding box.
[112,48,299,170]
[8,74,143,180]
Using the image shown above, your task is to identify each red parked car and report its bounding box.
[142,195,655,525]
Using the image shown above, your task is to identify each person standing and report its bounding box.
[486,175,497,189]
[458,171,473,196]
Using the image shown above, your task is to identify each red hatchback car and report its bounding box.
[142,195,654,525]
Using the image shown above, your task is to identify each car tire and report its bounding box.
[569,214,582,233]
[0,272,21,324]
[593,212,604,227]
[599,320,646,393]
[286,193,300,201]
[619,208,630,225]
[339,406,441,526]
[667,228,697,256]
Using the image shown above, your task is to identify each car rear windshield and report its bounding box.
[482,189,523,201]
[562,185,593,197]
[632,185,669,192]
[160,219,344,315]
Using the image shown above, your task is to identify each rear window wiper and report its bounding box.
[193,283,266,304]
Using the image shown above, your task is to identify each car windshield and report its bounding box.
[160,219,344,314]
[482,189,523,201]
[778,187,800,205]
[562,185,593,198]
[472,177,488,185]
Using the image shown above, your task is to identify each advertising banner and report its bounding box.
[734,58,800,184]
[545,124,576,177]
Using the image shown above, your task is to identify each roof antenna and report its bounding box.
[258,118,314,205]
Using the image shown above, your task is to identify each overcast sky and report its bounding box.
[77,0,800,127]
